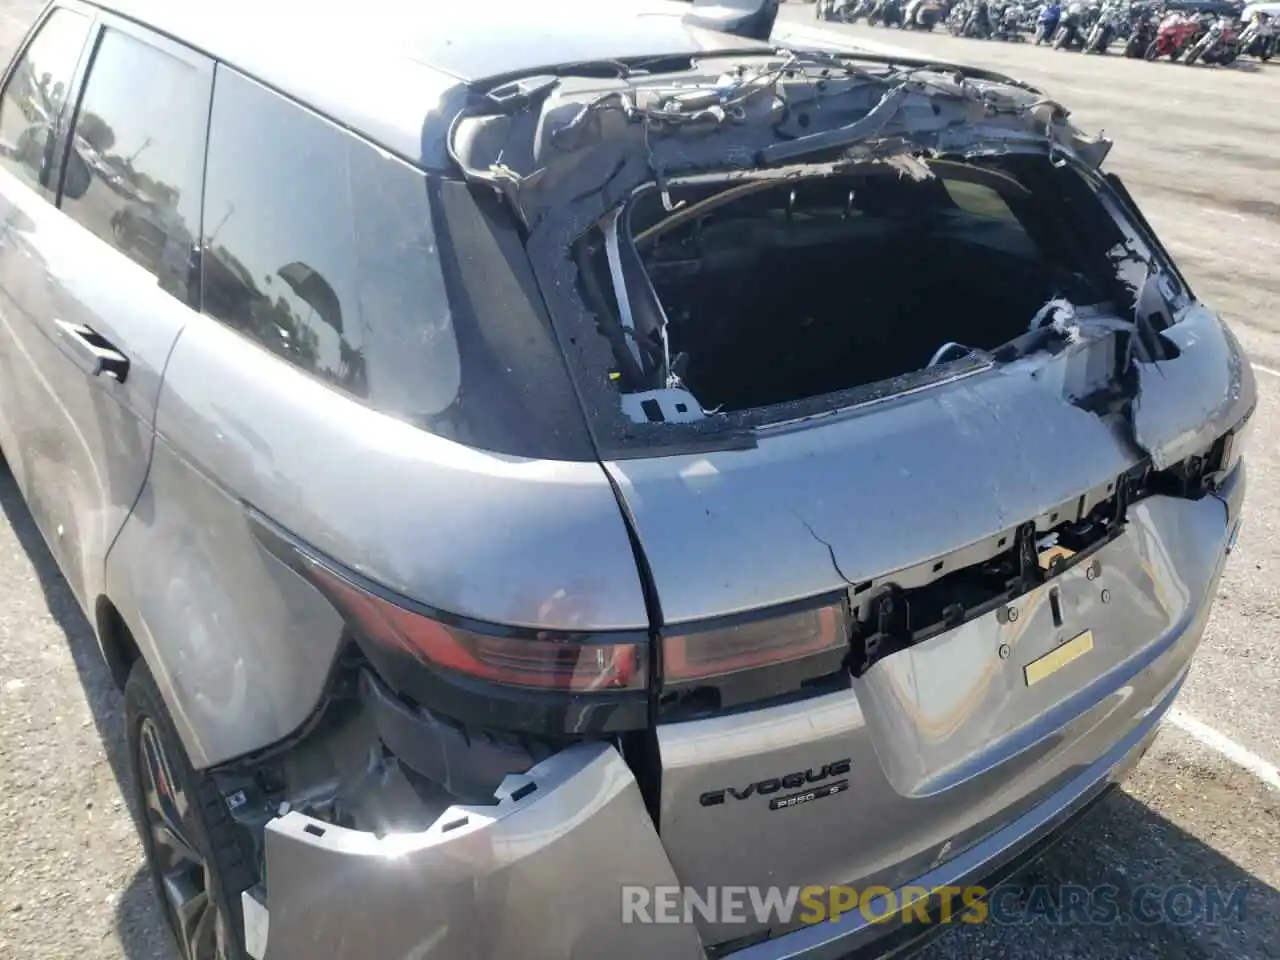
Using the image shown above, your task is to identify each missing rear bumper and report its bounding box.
[723,688,1169,960]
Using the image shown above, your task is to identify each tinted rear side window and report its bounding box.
[201,67,460,408]
[199,68,598,460]
[60,27,212,306]
[0,8,91,197]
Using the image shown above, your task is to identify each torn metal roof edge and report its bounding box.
[449,59,1111,233]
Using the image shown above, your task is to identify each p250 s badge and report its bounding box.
[699,759,852,810]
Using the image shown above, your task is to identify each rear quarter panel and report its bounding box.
[108,315,648,767]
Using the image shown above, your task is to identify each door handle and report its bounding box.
[53,320,130,382]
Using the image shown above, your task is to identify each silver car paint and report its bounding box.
[251,463,1236,958]
[256,742,705,960]
[0,4,1257,959]
[107,312,649,767]
[605,306,1252,624]
[93,0,768,172]
[656,473,1239,946]
[1133,303,1257,469]
[732,693,1168,960]
[0,113,197,626]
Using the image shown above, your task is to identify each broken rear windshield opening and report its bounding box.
[573,153,1145,426]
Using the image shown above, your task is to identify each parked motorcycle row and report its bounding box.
[814,0,949,30]
[814,0,1278,64]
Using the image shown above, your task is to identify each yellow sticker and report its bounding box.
[1037,544,1077,572]
[1023,630,1094,686]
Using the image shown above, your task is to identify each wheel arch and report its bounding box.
[95,593,141,690]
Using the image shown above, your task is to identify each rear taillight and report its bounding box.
[663,601,847,683]
[659,596,851,714]
[308,562,648,693]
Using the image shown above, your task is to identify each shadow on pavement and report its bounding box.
[0,469,174,960]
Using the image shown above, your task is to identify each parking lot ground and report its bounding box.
[1,4,1278,959]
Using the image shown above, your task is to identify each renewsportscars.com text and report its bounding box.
[622,883,1249,927]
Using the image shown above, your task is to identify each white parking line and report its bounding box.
[1166,708,1280,791]
[1253,363,1280,379]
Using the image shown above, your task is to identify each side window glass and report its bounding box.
[201,69,366,396]
[349,149,459,421]
[60,28,211,305]
[0,8,92,196]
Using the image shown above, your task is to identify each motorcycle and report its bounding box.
[1184,14,1240,64]
[1035,2,1063,42]
[962,0,996,36]
[1084,10,1121,51]
[903,0,945,28]
[1124,11,1158,55]
[994,1,1029,37]
[867,0,907,26]
[1053,8,1087,47]
[1080,2,1103,32]
[1240,12,1276,60]
[816,0,875,20]
[1144,10,1202,59]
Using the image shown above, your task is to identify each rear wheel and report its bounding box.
[125,661,254,960]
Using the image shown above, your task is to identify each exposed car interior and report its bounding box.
[579,155,1137,418]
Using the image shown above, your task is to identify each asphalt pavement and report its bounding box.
[0,3,1277,959]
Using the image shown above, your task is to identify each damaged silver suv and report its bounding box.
[0,0,1254,957]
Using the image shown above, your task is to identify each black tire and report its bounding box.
[1144,39,1160,58]
[126,661,254,960]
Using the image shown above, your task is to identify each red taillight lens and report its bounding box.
[662,600,847,684]
[309,563,647,693]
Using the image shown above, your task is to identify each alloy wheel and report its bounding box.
[137,718,230,960]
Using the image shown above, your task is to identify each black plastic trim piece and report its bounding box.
[600,463,667,823]
[1099,171,1195,299]
[359,670,547,804]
